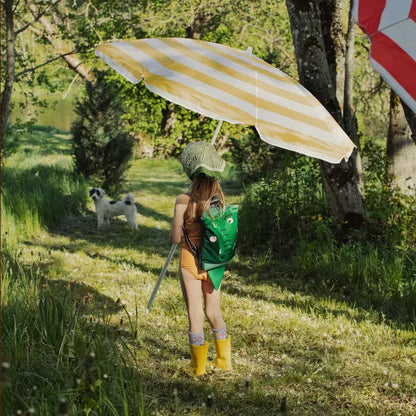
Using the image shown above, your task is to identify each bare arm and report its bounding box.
[170,194,190,244]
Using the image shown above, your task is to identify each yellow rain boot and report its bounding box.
[190,342,209,376]
[214,336,232,371]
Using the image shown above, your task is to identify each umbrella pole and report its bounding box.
[146,120,223,314]
[145,243,178,314]
[210,120,223,146]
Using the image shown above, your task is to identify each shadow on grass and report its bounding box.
[40,287,294,415]
[47,211,172,250]
[46,278,125,316]
[134,202,172,223]
[32,209,415,330]
[127,178,188,197]
[15,126,72,156]
[225,260,415,330]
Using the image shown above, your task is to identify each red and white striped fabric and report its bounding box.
[353,0,416,112]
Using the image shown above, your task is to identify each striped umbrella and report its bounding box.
[96,37,355,163]
[353,0,416,113]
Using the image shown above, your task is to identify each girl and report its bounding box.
[170,141,231,376]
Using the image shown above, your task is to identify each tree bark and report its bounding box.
[401,100,416,145]
[387,92,416,195]
[1,0,16,142]
[343,0,357,138]
[285,0,364,221]
[318,0,344,104]
[26,0,95,83]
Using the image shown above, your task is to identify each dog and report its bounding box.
[89,188,137,229]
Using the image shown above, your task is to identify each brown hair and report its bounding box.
[184,174,225,222]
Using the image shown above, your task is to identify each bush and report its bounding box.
[230,131,285,184]
[232,133,416,324]
[235,146,325,254]
[71,71,134,194]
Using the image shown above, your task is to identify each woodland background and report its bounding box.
[1,1,416,415]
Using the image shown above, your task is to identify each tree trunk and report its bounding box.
[1,0,16,142]
[318,0,344,105]
[387,92,416,195]
[161,102,177,136]
[285,0,364,221]
[26,0,95,83]
[341,0,364,209]
[401,100,416,145]
[343,0,357,139]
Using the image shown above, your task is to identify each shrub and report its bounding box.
[230,131,285,184]
[71,71,134,194]
[235,146,326,254]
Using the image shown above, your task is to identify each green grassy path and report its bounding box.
[12,154,416,415]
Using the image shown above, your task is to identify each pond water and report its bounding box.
[10,89,78,132]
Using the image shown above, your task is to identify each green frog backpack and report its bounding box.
[183,203,239,290]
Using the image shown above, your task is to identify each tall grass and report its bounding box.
[1,248,147,415]
[294,238,416,323]
[1,129,148,415]
[2,165,88,232]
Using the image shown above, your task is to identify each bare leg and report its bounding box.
[180,268,205,333]
[202,279,225,330]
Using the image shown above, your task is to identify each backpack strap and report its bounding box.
[182,223,199,258]
[210,195,221,208]
[182,195,220,257]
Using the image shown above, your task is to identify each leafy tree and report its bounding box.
[285,0,364,223]
[71,71,134,194]
[4,0,295,156]
[1,0,96,142]
[107,0,296,157]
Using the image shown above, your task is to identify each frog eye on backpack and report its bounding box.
[227,217,234,224]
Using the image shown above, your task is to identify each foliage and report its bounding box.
[232,131,416,324]
[71,71,134,194]
[360,138,416,253]
[5,0,295,157]
[230,130,289,184]
[232,133,326,253]
[353,35,390,143]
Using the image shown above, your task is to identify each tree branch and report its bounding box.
[25,0,95,82]
[15,0,63,35]
[15,50,76,81]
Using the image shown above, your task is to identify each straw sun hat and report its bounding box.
[180,141,230,181]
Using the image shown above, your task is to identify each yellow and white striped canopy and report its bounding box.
[96,38,355,163]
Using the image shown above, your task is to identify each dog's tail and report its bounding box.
[123,193,135,205]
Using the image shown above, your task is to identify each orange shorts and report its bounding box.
[180,239,208,281]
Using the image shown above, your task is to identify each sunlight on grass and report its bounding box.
[2,130,416,415]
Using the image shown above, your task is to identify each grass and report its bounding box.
[2,128,416,415]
